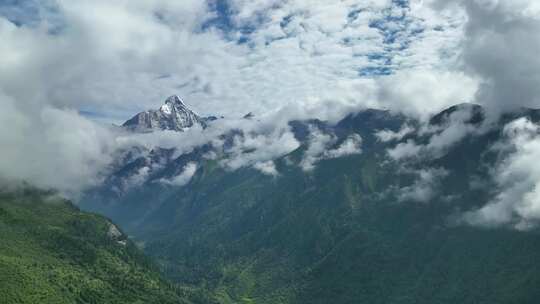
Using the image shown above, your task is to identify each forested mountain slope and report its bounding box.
[82,105,540,304]
[0,188,212,304]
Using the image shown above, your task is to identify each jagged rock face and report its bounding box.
[243,112,255,119]
[122,95,204,131]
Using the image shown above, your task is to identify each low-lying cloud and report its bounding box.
[398,167,449,203]
[387,105,486,161]
[0,92,116,197]
[463,118,540,230]
[160,162,198,186]
[376,124,415,142]
[300,131,363,172]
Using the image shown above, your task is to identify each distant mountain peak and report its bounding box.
[429,103,484,126]
[123,95,204,132]
[243,112,255,119]
[159,95,192,115]
[164,95,185,107]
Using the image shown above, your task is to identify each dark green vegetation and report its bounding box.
[144,160,540,304]
[82,105,540,304]
[0,188,214,304]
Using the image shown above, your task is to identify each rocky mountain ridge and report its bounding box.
[122,95,210,132]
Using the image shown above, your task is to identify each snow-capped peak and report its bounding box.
[123,95,205,132]
[160,95,196,115]
[164,95,185,107]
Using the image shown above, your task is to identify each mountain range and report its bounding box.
[75,97,540,303]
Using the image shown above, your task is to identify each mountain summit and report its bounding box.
[123,95,204,131]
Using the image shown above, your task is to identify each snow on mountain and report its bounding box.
[122,95,206,132]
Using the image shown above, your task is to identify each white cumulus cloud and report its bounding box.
[160,162,198,186]
[462,118,540,230]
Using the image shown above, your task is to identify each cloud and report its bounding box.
[253,160,278,176]
[387,139,423,160]
[160,162,198,186]
[398,167,449,203]
[375,69,478,118]
[125,166,151,189]
[0,0,228,118]
[435,0,540,113]
[376,124,415,142]
[324,134,363,158]
[300,131,363,171]
[115,126,208,156]
[0,91,115,197]
[462,118,540,230]
[386,105,485,161]
[219,125,300,171]
[0,0,473,122]
[300,129,336,171]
